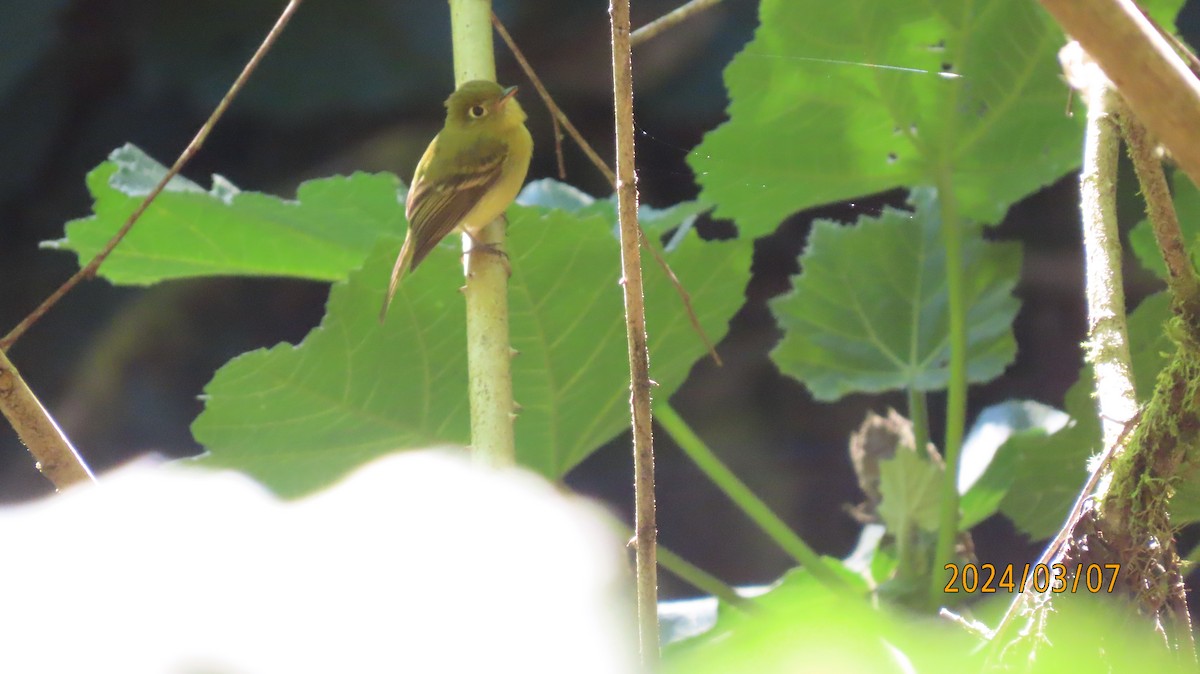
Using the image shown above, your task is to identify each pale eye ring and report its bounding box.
[469,104,487,118]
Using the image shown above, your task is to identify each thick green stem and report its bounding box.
[449,0,495,84]
[449,0,516,467]
[657,403,852,593]
[929,179,966,610]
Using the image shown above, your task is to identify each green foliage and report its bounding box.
[769,189,1020,401]
[963,293,1173,539]
[52,145,405,285]
[183,180,747,495]
[957,400,1068,529]
[663,566,878,665]
[45,0,1199,664]
[189,240,469,496]
[55,149,746,495]
[679,0,1191,661]
[662,564,964,673]
[878,449,941,534]
[1139,0,1189,28]
[988,593,1191,673]
[662,573,1191,673]
[693,0,1084,237]
[876,447,943,597]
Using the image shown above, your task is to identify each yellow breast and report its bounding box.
[459,123,534,234]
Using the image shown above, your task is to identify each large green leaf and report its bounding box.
[958,400,1069,529]
[192,183,749,495]
[52,146,711,287]
[692,0,1084,237]
[49,145,406,285]
[769,189,1020,401]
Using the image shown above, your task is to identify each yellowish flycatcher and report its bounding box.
[380,80,533,319]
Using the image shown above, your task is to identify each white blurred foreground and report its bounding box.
[0,451,636,673]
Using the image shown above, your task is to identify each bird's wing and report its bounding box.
[404,135,508,269]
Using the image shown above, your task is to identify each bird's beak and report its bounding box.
[498,85,519,107]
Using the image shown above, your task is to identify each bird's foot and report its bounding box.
[464,232,511,277]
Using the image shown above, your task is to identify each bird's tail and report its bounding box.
[379,229,416,322]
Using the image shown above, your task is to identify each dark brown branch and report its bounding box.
[610,0,660,662]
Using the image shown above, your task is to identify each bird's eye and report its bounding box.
[469,105,487,118]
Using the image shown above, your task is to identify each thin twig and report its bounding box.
[630,0,724,47]
[492,12,722,366]
[0,349,94,489]
[492,13,614,184]
[636,229,721,364]
[550,114,567,180]
[0,0,305,352]
[610,0,660,662]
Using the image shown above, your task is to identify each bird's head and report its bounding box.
[445,80,527,130]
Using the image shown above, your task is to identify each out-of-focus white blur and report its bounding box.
[0,450,637,674]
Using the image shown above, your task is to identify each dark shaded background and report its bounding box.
[0,0,1196,598]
